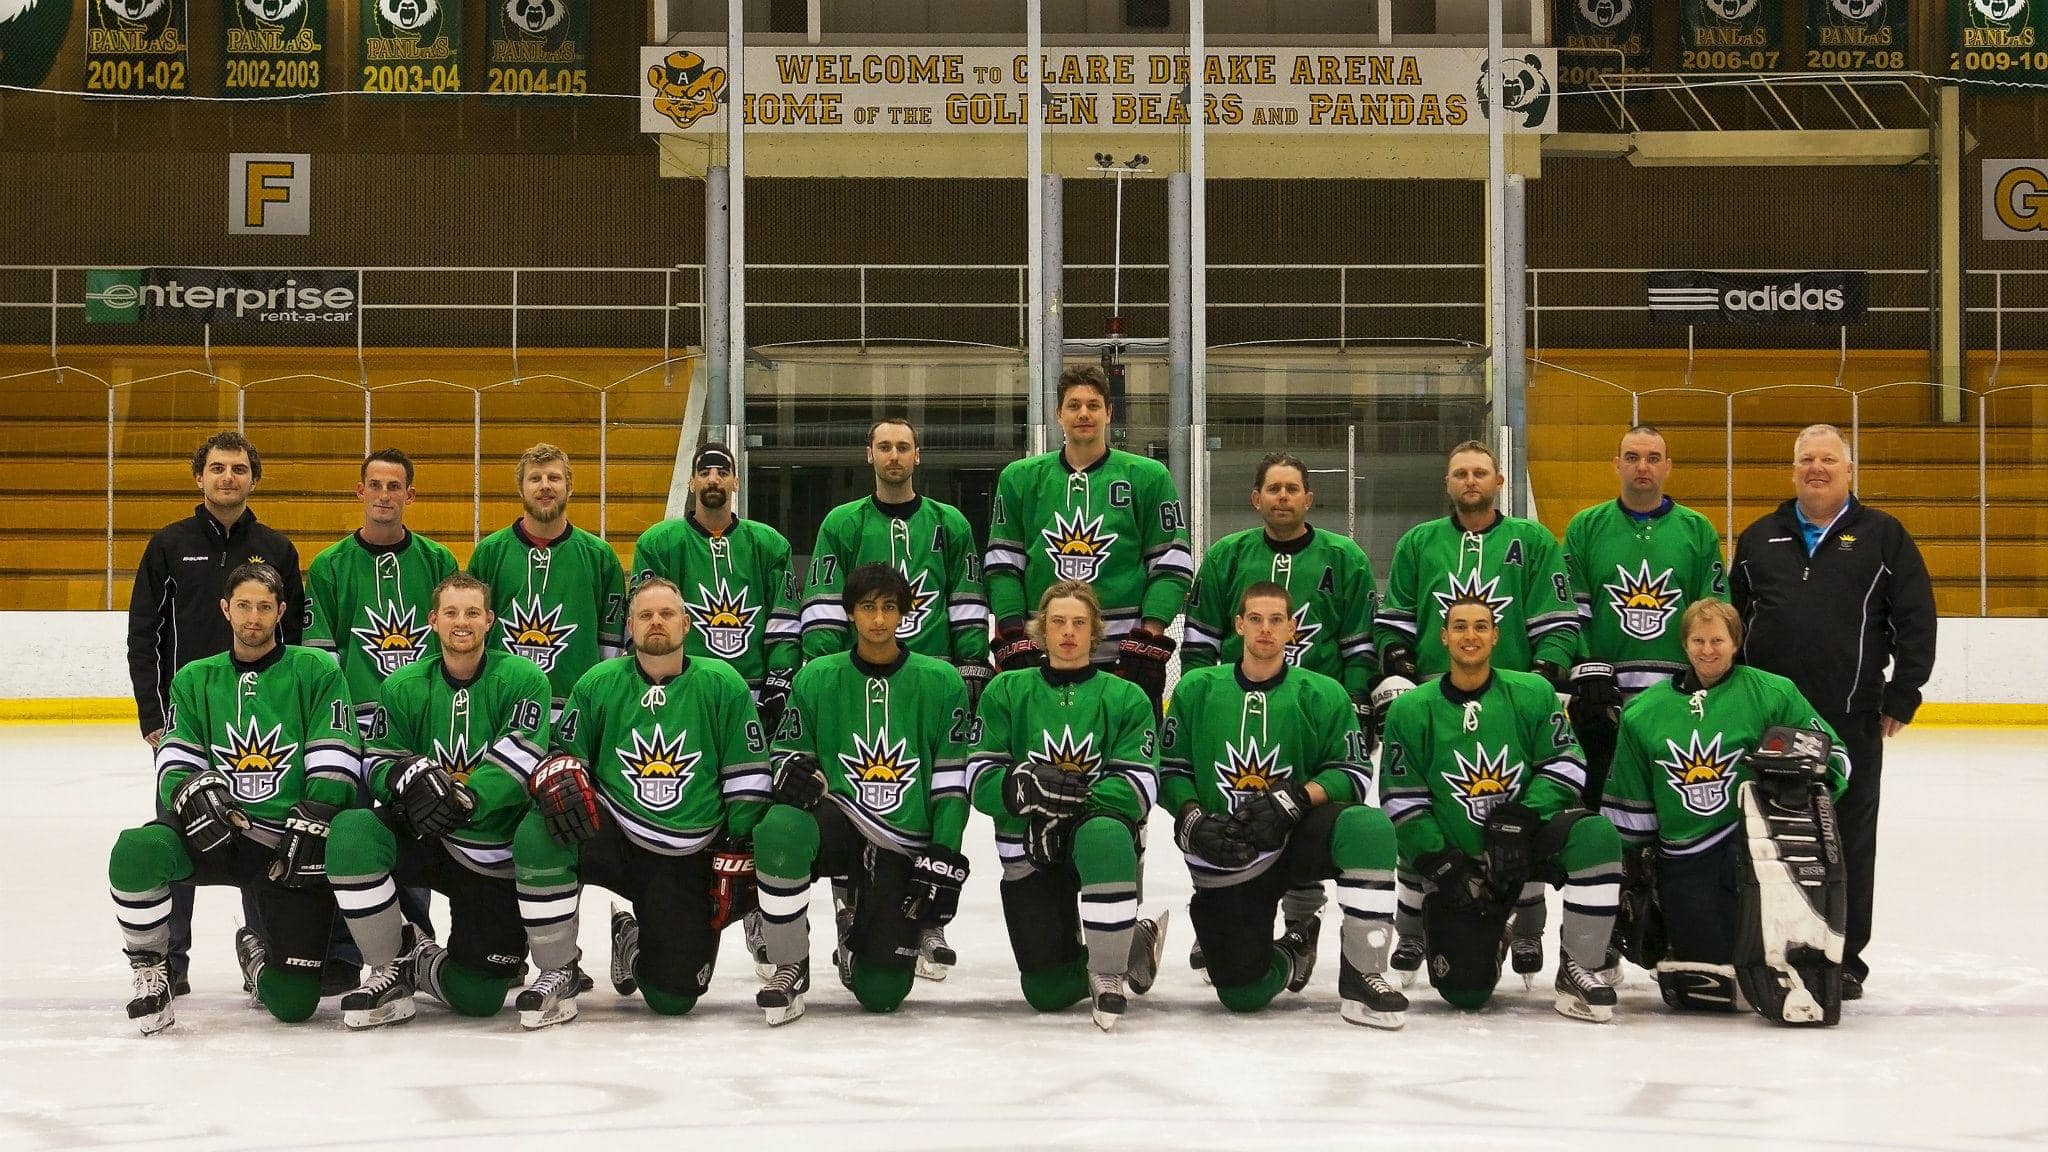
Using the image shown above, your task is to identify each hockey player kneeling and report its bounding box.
[1599,598,1849,1021]
[1161,582,1407,1028]
[968,581,1168,1031]
[1379,597,1624,1023]
[753,564,973,1026]
[326,573,553,1028]
[109,564,362,1033]
[511,577,770,1029]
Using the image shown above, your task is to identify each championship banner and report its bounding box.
[0,0,70,89]
[1951,0,2048,85]
[1647,271,1869,326]
[85,268,358,328]
[640,46,1559,135]
[359,0,459,93]
[223,0,327,98]
[487,0,588,95]
[85,0,190,95]
[1553,0,1651,92]
[1681,0,1785,73]
[1803,0,1907,70]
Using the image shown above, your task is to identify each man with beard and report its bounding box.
[467,444,626,720]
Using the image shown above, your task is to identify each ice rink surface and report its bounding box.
[1,723,2042,1152]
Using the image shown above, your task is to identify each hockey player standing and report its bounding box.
[1561,426,1725,803]
[1161,583,1407,1028]
[753,564,973,1025]
[968,580,1168,1030]
[631,442,801,737]
[1379,597,1622,1022]
[468,444,626,719]
[325,573,553,1028]
[110,562,360,1033]
[510,577,771,1028]
[984,365,1192,715]
[1601,598,1847,1011]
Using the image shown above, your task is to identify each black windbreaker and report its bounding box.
[1729,497,1936,723]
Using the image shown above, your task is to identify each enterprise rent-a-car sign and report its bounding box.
[85,268,357,327]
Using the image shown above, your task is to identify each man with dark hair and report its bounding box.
[126,431,305,995]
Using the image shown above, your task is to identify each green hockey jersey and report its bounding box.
[1563,499,1726,693]
[1602,665,1848,856]
[967,665,1158,877]
[467,522,625,709]
[152,645,361,846]
[984,449,1192,661]
[1379,669,1587,863]
[800,494,990,666]
[1159,663,1372,887]
[557,655,770,855]
[1181,524,1379,696]
[368,649,552,877]
[1374,512,1578,677]
[772,649,971,856]
[630,514,799,686]
[304,529,461,730]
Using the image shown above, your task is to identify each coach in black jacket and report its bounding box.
[1730,422,1936,1000]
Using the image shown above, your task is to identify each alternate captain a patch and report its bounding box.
[1657,731,1744,817]
[351,602,432,676]
[212,716,299,803]
[1605,561,1684,641]
[1446,744,1525,824]
[1040,508,1118,583]
[500,597,577,673]
[839,730,920,815]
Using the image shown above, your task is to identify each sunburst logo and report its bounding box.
[616,725,700,812]
[685,578,759,659]
[1026,727,1103,782]
[429,735,488,785]
[1284,603,1323,665]
[1605,561,1684,641]
[351,602,431,676]
[500,597,577,673]
[895,568,940,638]
[838,730,921,815]
[1446,745,1525,824]
[1657,731,1744,817]
[210,716,299,803]
[1432,569,1515,624]
[1216,739,1288,812]
[1040,508,1119,583]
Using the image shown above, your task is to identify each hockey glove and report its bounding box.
[1175,804,1258,870]
[1370,673,1418,733]
[992,623,1044,673]
[756,669,796,742]
[1229,778,1314,852]
[1115,628,1176,714]
[770,752,828,810]
[1415,847,1484,911]
[1024,815,1078,872]
[1613,841,1666,969]
[1382,645,1420,683]
[1744,724,1833,784]
[392,754,476,840]
[1001,760,1092,820]
[170,768,248,855]
[1480,801,1543,902]
[268,800,341,887]
[530,753,603,846]
[957,659,994,716]
[1567,662,1624,730]
[902,846,970,925]
[708,838,758,933]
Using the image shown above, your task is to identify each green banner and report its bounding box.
[1554,0,1651,92]
[0,0,70,89]
[223,0,327,97]
[359,0,459,93]
[1682,0,1786,72]
[1952,0,2048,84]
[486,0,588,96]
[1805,0,1908,70]
[85,0,190,94]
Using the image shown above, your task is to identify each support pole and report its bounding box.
[1936,82,1963,422]
[1503,173,1529,518]
[1485,0,1509,510]
[1168,172,1191,505]
[1027,0,1046,455]
[705,166,730,429]
[1040,172,1062,457]
[1188,0,1208,556]
[727,0,748,511]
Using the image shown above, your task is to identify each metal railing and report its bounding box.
[1585,71,1932,133]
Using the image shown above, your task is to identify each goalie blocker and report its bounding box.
[1734,724,1848,1027]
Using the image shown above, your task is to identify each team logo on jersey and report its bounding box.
[838,730,921,815]
[211,716,299,803]
[616,725,700,812]
[685,578,759,659]
[1215,739,1289,813]
[1284,604,1323,666]
[1605,562,1684,641]
[895,568,940,638]
[501,597,577,673]
[429,736,488,785]
[1657,732,1744,817]
[1445,745,1525,824]
[351,603,431,676]
[1026,727,1103,782]
[1431,569,1515,623]
[1040,508,1119,583]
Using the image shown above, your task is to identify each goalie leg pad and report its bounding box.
[1423,892,1510,1010]
[1655,961,1745,1012]
[1734,779,1847,1027]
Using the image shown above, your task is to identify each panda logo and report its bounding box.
[1578,0,1632,29]
[1476,55,1553,130]
[1972,0,2023,20]
[378,0,437,34]
[102,0,165,22]
[243,0,303,23]
[1830,0,1883,18]
[504,0,563,35]
[1705,0,1759,19]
